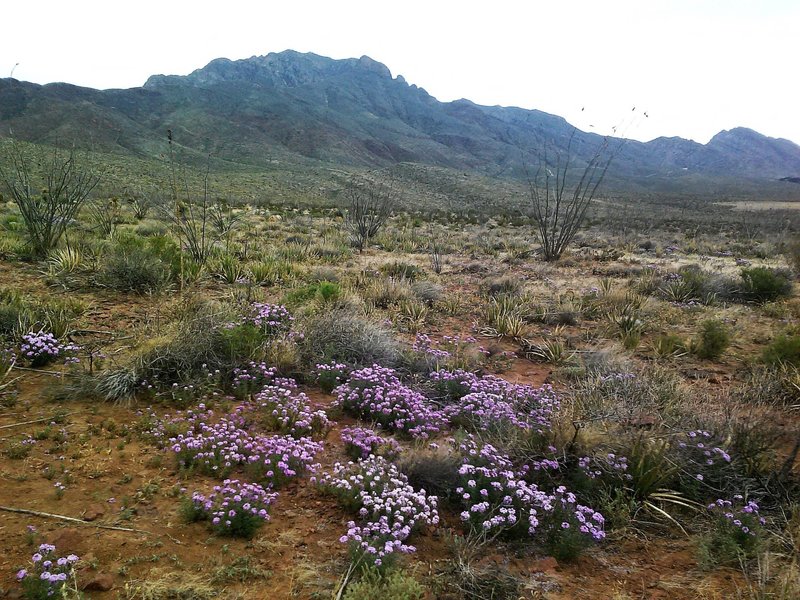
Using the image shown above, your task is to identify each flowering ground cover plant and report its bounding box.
[244,434,323,488]
[313,361,351,393]
[19,331,80,368]
[245,302,294,337]
[231,361,277,398]
[430,369,559,432]
[242,381,331,438]
[314,455,439,568]
[16,544,79,599]
[188,479,277,538]
[453,437,605,559]
[334,365,442,438]
[340,426,401,461]
[699,495,766,565]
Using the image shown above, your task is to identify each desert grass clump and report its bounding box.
[302,308,401,367]
[380,260,424,280]
[410,280,443,305]
[733,365,800,409]
[362,277,414,309]
[569,366,683,424]
[121,570,216,600]
[97,234,179,293]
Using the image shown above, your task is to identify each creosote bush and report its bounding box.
[691,319,730,360]
[762,333,800,367]
[740,266,793,303]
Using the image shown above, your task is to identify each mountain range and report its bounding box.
[1,50,799,197]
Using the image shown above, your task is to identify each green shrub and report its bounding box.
[284,281,342,309]
[691,319,730,360]
[740,267,793,303]
[763,334,800,366]
[344,567,424,600]
[98,235,178,293]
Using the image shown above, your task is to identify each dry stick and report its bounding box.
[12,365,70,377]
[0,506,142,533]
[0,413,75,431]
[0,505,184,544]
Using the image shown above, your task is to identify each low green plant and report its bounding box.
[691,319,730,360]
[763,334,800,367]
[652,334,687,358]
[343,566,424,600]
[740,267,793,303]
[97,235,177,293]
[212,254,246,284]
[698,498,765,569]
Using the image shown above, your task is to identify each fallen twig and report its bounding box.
[0,505,143,533]
[12,365,72,377]
[0,413,75,431]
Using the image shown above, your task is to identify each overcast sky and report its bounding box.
[3,0,798,145]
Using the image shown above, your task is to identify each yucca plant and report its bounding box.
[522,337,574,365]
[484,295,528,339]
[651,334,687,359]
[47,246,83,275]
[625,436,699,534]
[397,300,428,333]
[213,254,246,284]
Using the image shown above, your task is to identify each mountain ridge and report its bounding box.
[1,50,799,192]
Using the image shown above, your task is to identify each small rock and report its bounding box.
[49,528,85,553]
[530,556,559,573]
[82,573,114,592]
[82,505,105,522]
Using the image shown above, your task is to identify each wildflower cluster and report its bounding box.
[454,438,605,554]
[19,331,80,367]
[231,361,277,397]
[16,544,79,598]
[314,455,439,567]
[411,333,486,371]
[313,361,351,393]
[190,479,276,538]
[244,434,323,488]
[341,426,401,461]
[708,495,765,539]
[335,365,442,438]
[1,347,17,372]
[577,453,631,481]
[702,495,766,564]
[170,417,321,486]
[245,303,294,336]
[243,381,331,438]
[430,369,559,432]
[676,429,732,486]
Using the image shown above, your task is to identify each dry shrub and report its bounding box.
[302,308,401,367]
[122,569,216,600]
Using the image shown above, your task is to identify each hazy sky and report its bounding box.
[3,0,798,145]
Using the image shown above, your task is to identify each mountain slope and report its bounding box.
[1,50,799,190]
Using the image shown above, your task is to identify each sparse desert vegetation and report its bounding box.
[0,137,798,600]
